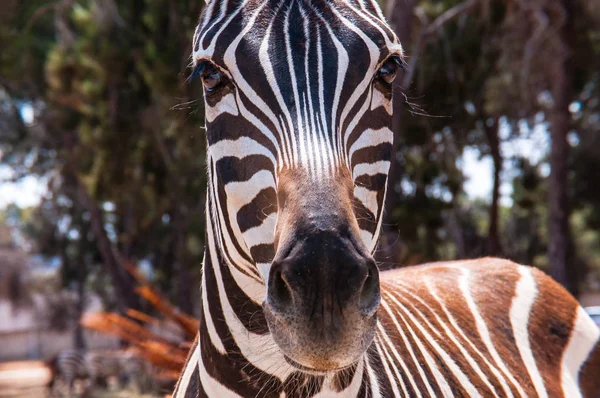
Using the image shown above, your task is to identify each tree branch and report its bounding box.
[23,2,57,33]
[422,0,480,39]
[405,0,481,88]
[69,172,140,311]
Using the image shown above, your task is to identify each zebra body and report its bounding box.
[51,349,88,394]
[119,351,156,393]
[174,0,600,396]
[176,258,600,397]
[50,349,151,395]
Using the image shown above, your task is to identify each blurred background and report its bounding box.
[0,0,599,396]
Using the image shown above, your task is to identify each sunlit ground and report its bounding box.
[0,361,50,398]
[0,360,163,398]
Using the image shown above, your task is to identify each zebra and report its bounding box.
[48,349,88,396]
[49,349,152,396]
[173,0,600,396]
[119,350,156,393]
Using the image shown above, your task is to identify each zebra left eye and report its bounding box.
[191,61,222,92]
[377,57,402,84]
[201,65,222,92]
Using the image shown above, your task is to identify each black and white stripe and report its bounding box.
[50,349,151,395]
[196,0,399,278]
[51,349,88,395]
[174,0,600,396]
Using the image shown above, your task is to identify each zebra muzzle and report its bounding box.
[263,167,381,371]
[264,217,380,371]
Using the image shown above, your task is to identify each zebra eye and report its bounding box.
[377,56,402,84]
[192,61,222,92]
[202,67,221,92]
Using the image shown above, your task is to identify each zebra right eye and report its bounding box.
[377,58,399,84]
[376,55,406,85]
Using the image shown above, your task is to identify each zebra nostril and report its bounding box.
[269,267,295,312]
[358,261,380,316]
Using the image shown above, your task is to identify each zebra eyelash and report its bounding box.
[188,61,207,83]
[391,55,408,72]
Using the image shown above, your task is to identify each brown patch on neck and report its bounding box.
[527,267,579,397]
[579,340,600,396]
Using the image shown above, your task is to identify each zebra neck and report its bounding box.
[200,215,290,372]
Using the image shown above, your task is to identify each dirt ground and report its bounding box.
[0,361,50,398]
[0,361,164,398]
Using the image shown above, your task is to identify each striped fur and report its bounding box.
[174,0,600,396]
[50,349,88,395]
[50,349,151,395]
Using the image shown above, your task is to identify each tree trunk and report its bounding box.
[174,209,194,315]
[72,175,140,311]
[485,118,503,257]
[548,0,577,296]
[377,0,418,267]
[74,237,86,350]
[448,208,466,259]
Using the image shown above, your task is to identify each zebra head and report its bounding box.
[193,0,403,373]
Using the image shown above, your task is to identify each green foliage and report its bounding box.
[1,0,207,314]
[384,0,600,294]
